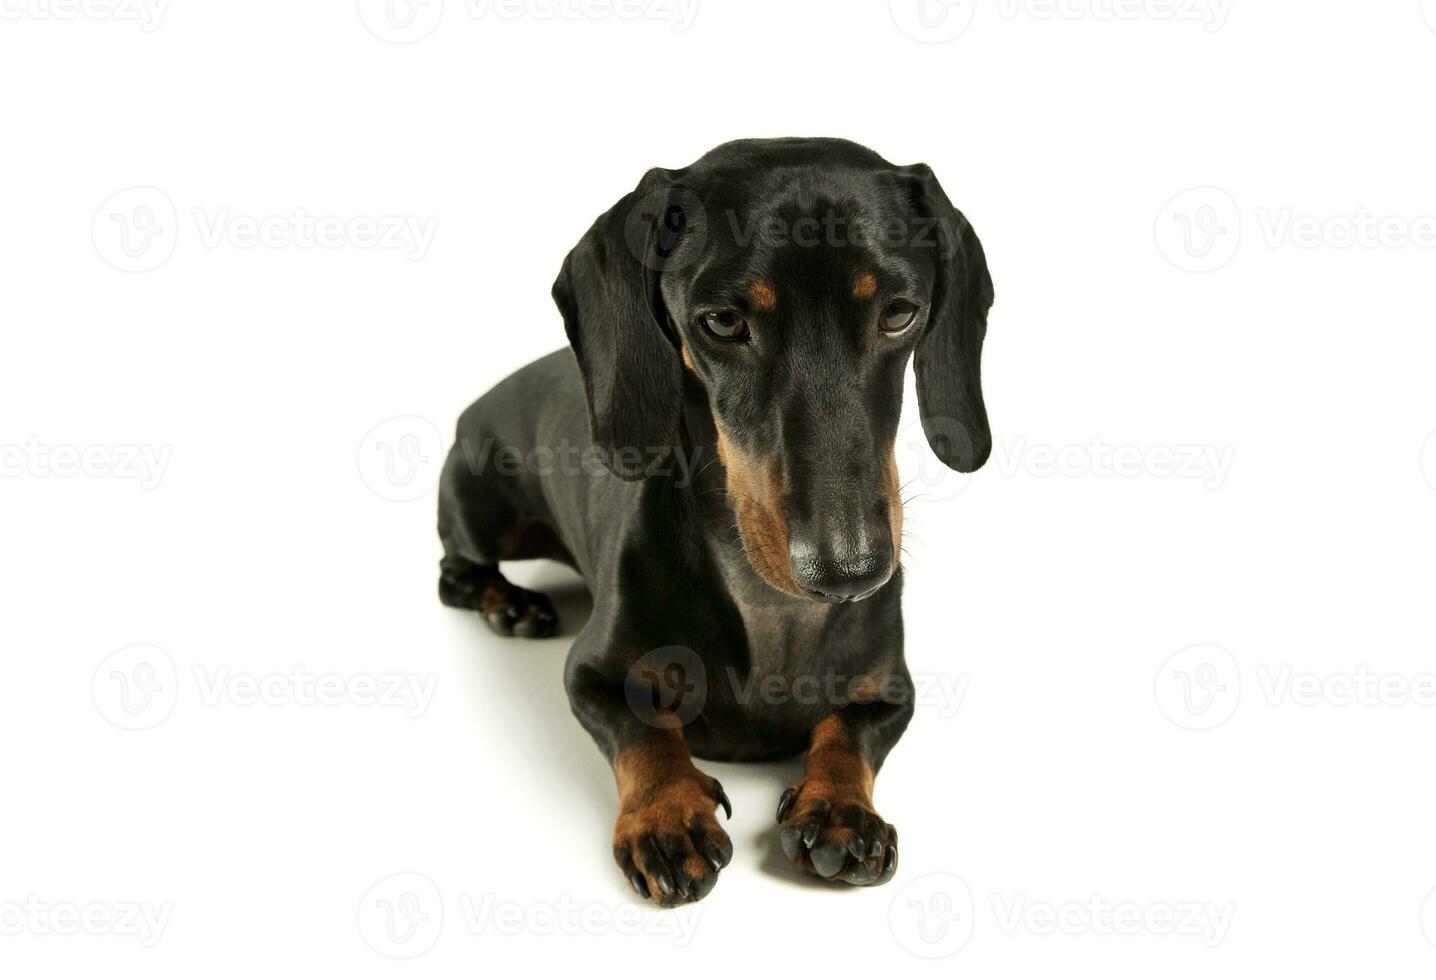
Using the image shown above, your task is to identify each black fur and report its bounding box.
[437,137,994,901]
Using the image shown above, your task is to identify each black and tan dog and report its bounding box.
[437,138,993,905]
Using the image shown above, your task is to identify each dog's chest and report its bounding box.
[712,541,831,671]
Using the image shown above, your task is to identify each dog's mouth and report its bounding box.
[802,579,890,605]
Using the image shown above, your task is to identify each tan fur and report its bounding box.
[714,422,803,598]
[612,729,723,893]
[881,447,903,563]
[747,280,777,312]
[853,272,878,300]
[802,714,876,806]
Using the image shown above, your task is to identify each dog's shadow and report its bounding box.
[444,561,613,846]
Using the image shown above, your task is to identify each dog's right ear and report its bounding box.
[552,168,689,480]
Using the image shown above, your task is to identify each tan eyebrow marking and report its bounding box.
[747,280,777,312]
[853,273,878,300]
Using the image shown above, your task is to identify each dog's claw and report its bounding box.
[776,786,797,823]
[714,780,732,820]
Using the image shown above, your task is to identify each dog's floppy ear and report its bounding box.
[552,168,688,480]
[903,163,994,473]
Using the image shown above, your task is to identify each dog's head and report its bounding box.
[553,138,993,603]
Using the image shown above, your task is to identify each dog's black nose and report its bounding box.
[788,523,894,603]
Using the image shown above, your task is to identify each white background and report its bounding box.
[4,0,1436,976]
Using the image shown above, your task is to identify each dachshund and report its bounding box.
[437,137,993,905]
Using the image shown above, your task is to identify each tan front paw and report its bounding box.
[614,774,732,906]
[776,781,898,885]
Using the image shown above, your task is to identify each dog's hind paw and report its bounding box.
[439,567,560,638]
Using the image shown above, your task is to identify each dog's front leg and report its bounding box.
[777,696,914,885]
[567,664,733,906]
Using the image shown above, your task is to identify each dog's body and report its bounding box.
[438,138,993,905]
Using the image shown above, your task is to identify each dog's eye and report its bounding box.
[879,300,919,335]
[700,310,749,341]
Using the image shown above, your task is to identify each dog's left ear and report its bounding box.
[901,163,994,473]
[552,168,688,479]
